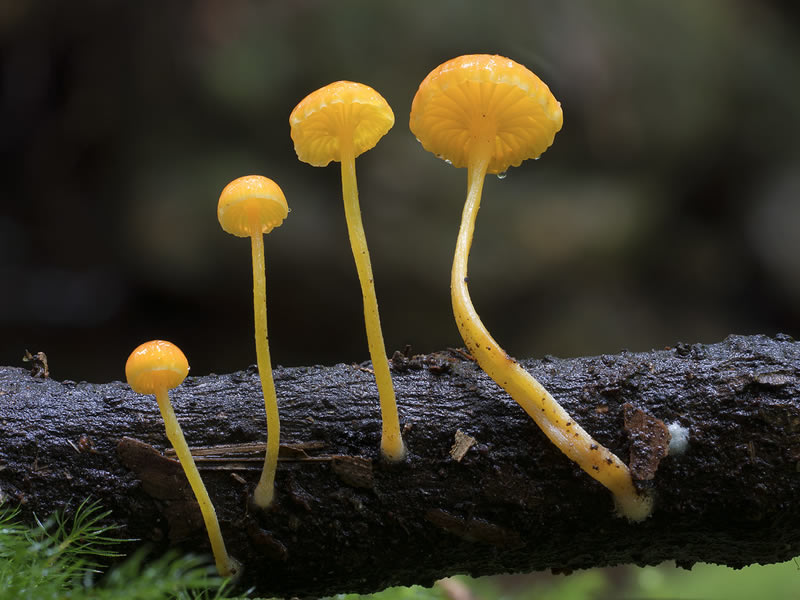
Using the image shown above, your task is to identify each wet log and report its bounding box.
[1,334,799,598]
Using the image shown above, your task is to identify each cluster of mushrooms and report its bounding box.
[124,54,654,577]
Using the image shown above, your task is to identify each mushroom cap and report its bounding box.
[126,340,189,395]
[218,175,289,238]
[290,81,394,167]
[409,54,563,174]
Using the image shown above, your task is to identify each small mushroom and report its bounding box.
[218,175,289,508]
[409,54,651,521]
[125,340,240,576]
[290,81,406,462]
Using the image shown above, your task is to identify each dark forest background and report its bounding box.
[2,1,799,383]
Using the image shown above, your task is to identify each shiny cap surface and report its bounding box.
[126,340,189,394]
[409,54,563,174]
[218,175,289,237]
[290,81,394,167]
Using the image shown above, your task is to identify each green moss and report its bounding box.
[0,499,231,600]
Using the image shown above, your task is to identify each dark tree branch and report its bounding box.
[1,334,800,598]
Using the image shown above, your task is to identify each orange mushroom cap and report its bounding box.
[409,54,563,174]
[290,81,395,167]
[218,175,289,238]
[125,340,189,395]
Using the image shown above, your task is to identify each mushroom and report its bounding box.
[125,340,240,576]
[290,81,406,462]
[409,54,652,521]
[218,175,289,508]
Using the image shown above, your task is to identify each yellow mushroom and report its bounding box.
[125,340,240,576]
[409,54,652,521]
[218,175,289,508]
[290,81,406,462]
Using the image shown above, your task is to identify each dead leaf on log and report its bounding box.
[331,455,374,489]
[449,430,477,462]
[623,404,670,481]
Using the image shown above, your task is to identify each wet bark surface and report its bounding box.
[1,334,800,598]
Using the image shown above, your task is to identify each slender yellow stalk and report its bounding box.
[154,388,240,576]
[250,220,280,508]
[217,176,288,509]
[450,140,652,521]
[340,137,406,461]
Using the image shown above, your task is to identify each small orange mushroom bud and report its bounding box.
[125,340,240,576]
[218,175,288,509]
[126,340,189,396]
[290,81,406,462]
[410,54,651,521]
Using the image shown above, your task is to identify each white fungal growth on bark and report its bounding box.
[668,422,690,455]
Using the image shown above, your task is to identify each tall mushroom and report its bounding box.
[409,54,652,521]
[125,340,240,576]
[218,175,288,508]
[290,81,406,462]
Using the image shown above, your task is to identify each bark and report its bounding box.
[1,333,800,598]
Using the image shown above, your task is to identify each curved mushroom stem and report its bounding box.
[340,137,406,462]
[450,140,652,522]
[153,387,240,576]
[249,223,281,508]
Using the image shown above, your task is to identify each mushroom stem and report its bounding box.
[153,387,240,576]
[451,145,652,522]
[340,138,406,462]
[249,220,280,509]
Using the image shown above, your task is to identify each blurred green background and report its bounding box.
[1,1,799,383]
[329,560,800,600]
